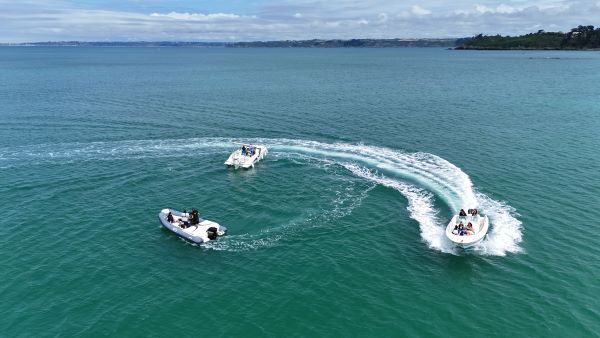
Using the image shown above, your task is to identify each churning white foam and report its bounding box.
[261,138,523,256]
[342,163,455,254]
[471,193,523,255]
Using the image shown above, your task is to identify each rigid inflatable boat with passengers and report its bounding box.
[158,208,227,244]
[445,209,489,248]
[224,144,268,169]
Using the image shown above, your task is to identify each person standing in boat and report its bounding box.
[241,145,247,156]
[167,211,174,223]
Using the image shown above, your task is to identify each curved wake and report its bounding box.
[0,137,523,255]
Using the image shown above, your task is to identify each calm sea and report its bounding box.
[1,47,599,337]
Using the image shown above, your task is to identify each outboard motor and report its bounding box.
[207,227,218,240]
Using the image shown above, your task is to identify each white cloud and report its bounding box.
[495,4,516,14]
[149,12,244,21]
[474,4,517,14]
[471,3,573,15]
[411,5,432,16]
[294,13,302,18]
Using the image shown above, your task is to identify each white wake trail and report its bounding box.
[342,163,455,254]
[3,137,523,255]
[262,139,522,256]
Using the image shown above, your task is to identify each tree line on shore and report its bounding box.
[457,25,600,50]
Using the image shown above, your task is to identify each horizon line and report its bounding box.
[0,38,465,45]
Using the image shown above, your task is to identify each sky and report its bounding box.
[0,0,599,42]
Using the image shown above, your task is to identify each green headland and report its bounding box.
[457,25,600,50]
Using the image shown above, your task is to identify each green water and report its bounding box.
[1,47,599,337]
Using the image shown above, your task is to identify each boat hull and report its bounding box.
[224,145,268,169]
[158,208,227,244]
[445,214,489,248]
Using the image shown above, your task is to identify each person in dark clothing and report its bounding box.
[459,209,467,217]
[452,224,459,235]
[179,209,189,228]
[188,209,199,225]
[241,145,247,155]
[457,222,465,236]
[166,212,174,223]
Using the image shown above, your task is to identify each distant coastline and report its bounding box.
[0,41,227,47]
[0,38,460,48]
[227,38,459,48]
[456,25,600,50]
[5,27,599,50]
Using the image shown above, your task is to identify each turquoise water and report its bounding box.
[1,47,599,337]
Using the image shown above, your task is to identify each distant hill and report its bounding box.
[457,25,600,50]
[0,41,227,47]
[0,39,460,48]
[228,39,458,48]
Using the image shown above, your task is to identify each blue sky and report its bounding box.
[0,0,598,42]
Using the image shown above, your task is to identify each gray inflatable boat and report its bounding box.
[158,208,227,244]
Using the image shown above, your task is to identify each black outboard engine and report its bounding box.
[207,227,218,240]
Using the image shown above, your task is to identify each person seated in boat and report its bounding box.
[466,222,474,235]
[472,208,478,216]
[457,222,466,236]
[166,212,174,223]
[179,209,190,228]
[452,225,459,235]
[459,209,467,217]
[190,209,200,225]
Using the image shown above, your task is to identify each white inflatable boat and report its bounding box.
[224,144,268,169]
[158,208,227,244]
[445,209,489,248]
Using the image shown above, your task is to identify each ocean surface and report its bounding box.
[1,47,599,337]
